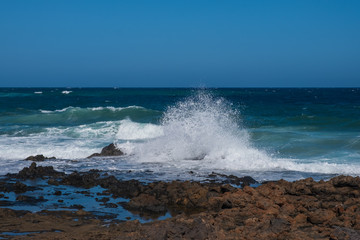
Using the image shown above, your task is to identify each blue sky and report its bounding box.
[0,0,359,87]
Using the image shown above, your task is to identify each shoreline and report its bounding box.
[1,162,360,239]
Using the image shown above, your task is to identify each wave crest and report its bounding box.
[120,91,271,167]
[6,106,161,126]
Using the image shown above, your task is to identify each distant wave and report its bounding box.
[39,106,144,114]
[0,106,161,126]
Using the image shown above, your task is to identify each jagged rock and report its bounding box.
[59,171,101,188]
[4,164,360,239]
[25,154,56,161]
[87,143,124,158]
[126,194,167,213]
[13,181,28,193]
[11,162,64,179]
[208,172,258,187]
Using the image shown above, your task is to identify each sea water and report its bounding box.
[0,88,359,182]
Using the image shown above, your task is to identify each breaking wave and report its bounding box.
[1,90,360,180]
[116,91,360,177]
[120,92,272,166]
[1,106,161,126]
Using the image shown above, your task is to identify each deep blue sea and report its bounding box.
[1,88,359,182]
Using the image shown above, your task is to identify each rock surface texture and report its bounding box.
[87,143,124,158]
[1,166,360,239]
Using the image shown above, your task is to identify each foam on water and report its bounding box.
[39,106,143,114]
[1,90,360,181]
[116,91,360,179]
[0,118,163,163]
[1,106,159,126]
[119,91,272,165]
[116,119,163,140]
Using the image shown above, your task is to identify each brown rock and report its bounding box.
[331,175,360,188]
[126,193,166,213]
[308,209,336,225]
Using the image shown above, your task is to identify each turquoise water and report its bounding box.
[0,88,359,181]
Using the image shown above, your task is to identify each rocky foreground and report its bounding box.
[1,163,360,239]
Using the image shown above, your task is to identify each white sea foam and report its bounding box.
[39,106,143,114]
[115,91,360,178]
[116,119,163,140]
[2,91,360,180]
[119,92,269,164]
[62,90,72,94]
[0,119,162,162]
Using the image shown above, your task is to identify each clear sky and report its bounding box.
[0,0,359,87]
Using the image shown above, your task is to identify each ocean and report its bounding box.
[1,88,359,182]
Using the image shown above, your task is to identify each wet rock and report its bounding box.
[54,190,62,195]
[13,181,28,193]
[96,197,110,203]
[60,171,100,188]
[208,172,258,187]
[87,143,124,158]
[4,167,360,239]
[126,194,167,213]
[48,179,60,186]
[69,204,85,209]
[16,195,46,204]
[103,203,118,208]
[0,181,31,193]
[101,178,143,199]
[11,162,64,179]
[25,154,56,161]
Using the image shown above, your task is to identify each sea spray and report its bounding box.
[117,91,360,177]
[2,88,360,180]
[121,91,273,170]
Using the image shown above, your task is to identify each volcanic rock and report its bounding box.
[25,154,56,161]
[87,143,124,158]
[11,162,64,179]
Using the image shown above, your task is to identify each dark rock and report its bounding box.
[48,179,60,186]
[126,194,167,213]
[97,197,110,203]
[207,172,258,187]
[60,171,100,188]
[100,178,143,199]
[87,143,124,158]
[16,195,46,203]
[54,191,62,195]
[16,195,29,201]
[69,204,85,209]
[13,181,28,193]
[0,181,32,194]
[12,162,64,179]
[221,199,233,209]
[25,154,56,161]
[104,203,118,208]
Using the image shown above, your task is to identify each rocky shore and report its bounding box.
[1,162,360,239]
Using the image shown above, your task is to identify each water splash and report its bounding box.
[121,91,272,169]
